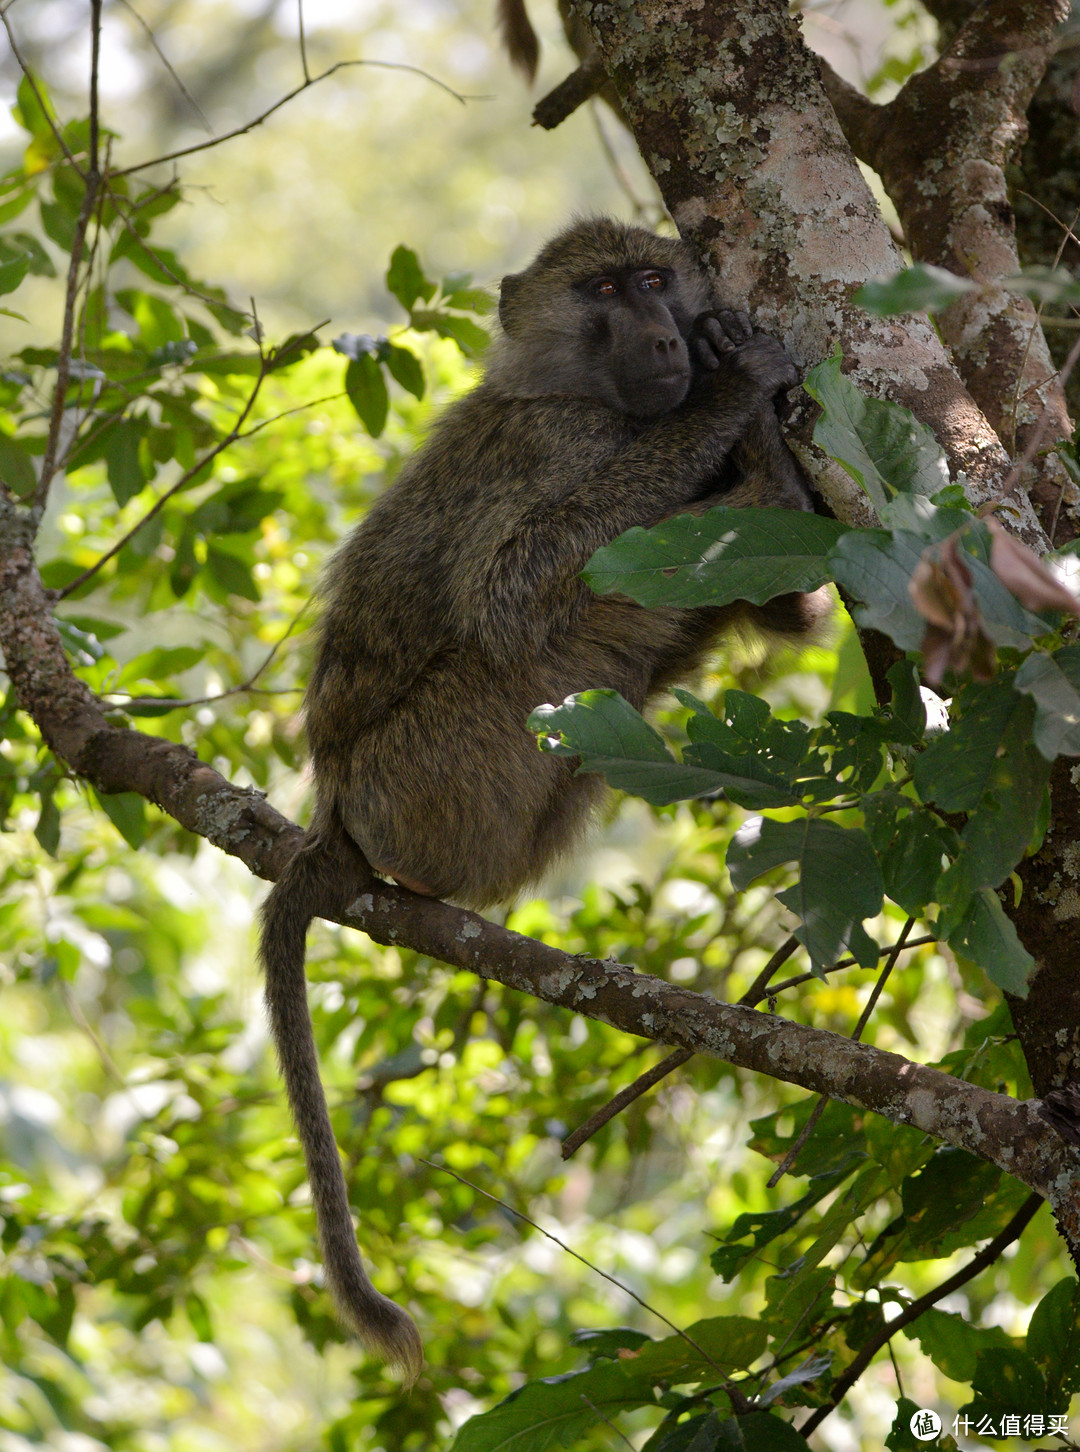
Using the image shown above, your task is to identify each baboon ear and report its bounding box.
[499,272,525,334]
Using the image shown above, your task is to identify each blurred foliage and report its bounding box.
[0,4,1076,1451]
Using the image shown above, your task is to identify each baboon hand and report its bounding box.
[727,332,800,397]
[690,308,753,370]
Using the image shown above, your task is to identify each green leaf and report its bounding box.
[901,1148,1003,1253]
[0,235,32,294]
[386,244,436,311]
[448,1360,658,1452]
[855,264,979,316]
[35,795,61,855]
[205,541,259,601]
[13,73,58,142]
[878,807,951,915]
[117,288,186,349]
[344,354,390,437]
[94,790,148,849]
[909,1308,1014,1384]
[1005,267,1080,308]
[802,347,949,507]
[1027,1278,1080,1402]
[947,887,1034,995]
[1014,646,1080,758]
[727,816,883,970]
[0,432,37,496]
[583,508,846,608]
[528,690,728,805]
[934,691,1050,905]
[383,342,425,399]
[826,530,926,650]
[959,1347,1047,1421]
[913,679,1019,812]
[712,1411,812,1449]
[104,418,149,504]
[411,307,489,357]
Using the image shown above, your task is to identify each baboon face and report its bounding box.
[575,264,693,417]
[496,219,709,420]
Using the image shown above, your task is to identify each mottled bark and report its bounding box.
[573,0,1047,547]
[859,0,1075,540]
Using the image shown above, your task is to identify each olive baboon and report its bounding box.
[259,217,824,1378]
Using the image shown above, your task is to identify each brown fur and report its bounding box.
[259,217,825,1373]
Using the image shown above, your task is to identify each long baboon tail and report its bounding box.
[496,0,541,81]
[258,824,423,1382]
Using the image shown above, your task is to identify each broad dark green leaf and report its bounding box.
[0,432,37,495]
[383,341,425,398]
[906,1311,1013,1387]
[878,807,951,915]
[713,1412,812,1450]
[959,1347,1047,1422]
[935,691,1050,904]
[528,690,726,805]
[104,418,148,504]
[94,790,148,849]
[630,1316,768,1380]
[1027,1278,1080,1402]
[826,530,926,650]
[802,348,949,507]
[901,1148,1002,1253]
[947,887,1034,995]
[35,784,60,856]
[886,659,926,743]
[1015,646,1080,758]
[205,541,259,601]
[913,679,1019,812]
[583,508,846,608]
[727,816,883,970]
[344,353,390,436]
[448,1360,659,1452]
[855,264,978,316]
[386,244,436,310]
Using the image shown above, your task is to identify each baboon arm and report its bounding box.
[462,375,773,661]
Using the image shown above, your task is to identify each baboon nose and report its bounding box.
[653,334,679,355]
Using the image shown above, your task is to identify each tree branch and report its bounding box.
[853,0,1076,538]
[0,509,1074,1219]
[799,1191,1044,1436]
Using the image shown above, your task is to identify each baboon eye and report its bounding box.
[640,271,664,290]
[593,278,617,296]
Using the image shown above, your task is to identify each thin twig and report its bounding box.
[55,331,270,600]
[89,0,102,174]
[579,1395,636,1449]
[112,59,472,178]
[561,936,802,1159]
[116,0,213,133]
[767,918,916,1187]
[768,934,936,997]
[421,1158,736,1380]
[29,0,105,515]
[0,7,85,175]
[799,1191,1044,1436]
[297,0,311,83]
[740,935,801,1007]
[102,601,311,711]
[561,1047,691,1158]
